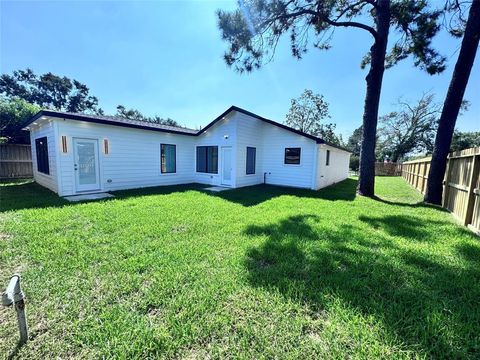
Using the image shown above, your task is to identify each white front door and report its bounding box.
[73,138,100,192]
[221,146,233,186]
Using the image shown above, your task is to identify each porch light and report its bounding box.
[61,136,68,153]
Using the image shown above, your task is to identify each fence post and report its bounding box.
[464,154,480,226]
[442,156,453,208]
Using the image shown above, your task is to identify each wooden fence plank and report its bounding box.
[0,144,33,179]
[465,154,480,226]
[400,147,480,233]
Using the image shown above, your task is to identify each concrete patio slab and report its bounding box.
[203,186,231,192]
[64,193,114,202]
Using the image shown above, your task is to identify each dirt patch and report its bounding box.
[171,224,189,233]
[0,233,12,241]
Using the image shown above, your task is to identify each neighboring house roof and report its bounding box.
[25,106,351,152]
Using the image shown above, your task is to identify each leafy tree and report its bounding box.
[346,126,363,157]
[0,96,39,143]
[115,105,145,121]
[0,68,102,114]
[115,105,181,127]
[450,130,480,152]
[425,0,480,205]
[217,0,445,197]
[285,89,340,144]
[346,126,363,171]
[350,155,360,172]
[377,93,440,162]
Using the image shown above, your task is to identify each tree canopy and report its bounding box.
[0,96,39,143]
[115,105,181,127]
[284,89,341,144]
[217,0,445,73]
[346,126,363,157]
[450,130,480,152]
[377,93,439,162]
[0,69,181,143]
[0,68,102,114]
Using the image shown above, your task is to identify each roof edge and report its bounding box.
[199,105,351,153]
[22,110,197,136]
[23,107,352,154]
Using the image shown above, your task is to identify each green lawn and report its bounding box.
[1,177,479,359]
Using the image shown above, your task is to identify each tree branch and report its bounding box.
[261,8,378,41]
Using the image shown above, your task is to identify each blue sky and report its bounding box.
[1,0,478,138]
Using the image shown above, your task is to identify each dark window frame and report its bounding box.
[284,147,301,165]
[196,146,218,174]
[246,147,256,175]
[161,143,176,174]
[326,150,330,166]
[35,136,50,175]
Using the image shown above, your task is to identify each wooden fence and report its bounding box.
[0,144,33,179]
[401,147,480,233]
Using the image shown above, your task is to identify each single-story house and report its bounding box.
[23,106,351,197]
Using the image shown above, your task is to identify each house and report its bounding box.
[23,106,351,196]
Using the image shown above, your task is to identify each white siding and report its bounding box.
[30,120,59,193]
[235,113,264,187]
[55,119,196,196]
[315,145,350,189]
[233,110,317,189]
[194,113,237,186]
[28,110,350,196]
[261,125,317,189]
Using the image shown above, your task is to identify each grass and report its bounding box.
[0,177,479,359]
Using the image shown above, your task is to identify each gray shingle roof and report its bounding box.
[28,110,198,135]
[25,106,351,153]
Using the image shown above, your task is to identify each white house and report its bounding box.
[24,106,351,197]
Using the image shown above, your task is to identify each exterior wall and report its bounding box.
[235,113,264,187]
[194,113,237,186]
[315,144,351,189]
[261,125,317,189]
[55,118,196,196]
[28,111,350,196]
[30,120,59,193]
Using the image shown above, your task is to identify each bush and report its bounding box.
[350,155,360,171]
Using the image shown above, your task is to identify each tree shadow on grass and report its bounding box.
[243,215,480,358]
[358,214,452,239]
[0,181,207,212]
[1,178,356,212]
[0,181,68,212]
[371,195,448,212]
[214,178,358,207]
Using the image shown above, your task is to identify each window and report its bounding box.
[326,150,330,166]
[284,147,301,165]
[246,147,256,175]
[196,146,218,173]
[35,137,50,175]
[161,144,176,173]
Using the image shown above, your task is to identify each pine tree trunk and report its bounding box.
[357,0,391,197]
[424,0,480,205]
